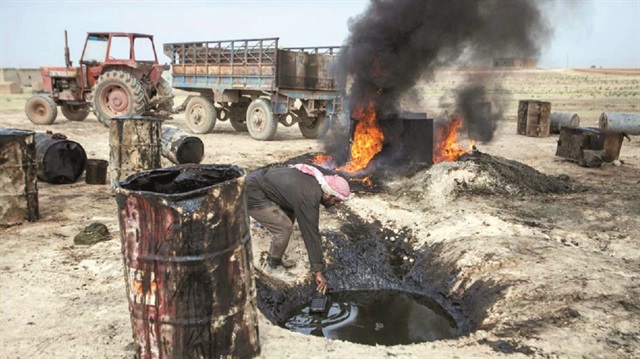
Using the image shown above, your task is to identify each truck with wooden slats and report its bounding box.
[163,38,342,140]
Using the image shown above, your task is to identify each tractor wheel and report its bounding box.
[92,70,147,127]
[25,95,58,125]
[246,99,277,141]
[229,103,249,132]
[61,104,89,122]
[154,77,174,112]
[298,113,330,139]
[185,97,217,134]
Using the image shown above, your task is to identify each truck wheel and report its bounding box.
[298,113,330,139]
[25,95,57,125]
[229,103,248,132]
[185,97,216,134]
[246,99,277,140]
[153,77,174,112]
[61,104,89,122]
[92,70,147,127]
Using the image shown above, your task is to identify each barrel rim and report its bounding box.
[0,128,36,137]
[115,163,245,198]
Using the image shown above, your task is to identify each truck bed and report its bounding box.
[163,38,341,92]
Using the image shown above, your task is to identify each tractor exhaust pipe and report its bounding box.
[64,30,72,68]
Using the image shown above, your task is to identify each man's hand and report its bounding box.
[314,271,328,294]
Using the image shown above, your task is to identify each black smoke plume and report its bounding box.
[327,0,552,152]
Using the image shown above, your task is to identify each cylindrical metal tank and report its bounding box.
[550,112,580,134]
[114,164,260,359]
[599,112,640,135]
[85,159,109,185]
[0,129,39,225]
[109,116,163,187]
[161,125,204,164]
[35,132,87,184]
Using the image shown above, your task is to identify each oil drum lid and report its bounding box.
[36,133,87,184]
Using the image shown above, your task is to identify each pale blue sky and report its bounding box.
[0,0,638,69]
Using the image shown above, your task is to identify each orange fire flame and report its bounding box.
[337,102,384,173]
[311,153,334,166]
[348,176,374,187]
[433,115,476,164]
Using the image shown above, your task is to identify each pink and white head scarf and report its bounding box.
[290,164,351,201]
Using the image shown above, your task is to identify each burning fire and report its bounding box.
[348,176,374,187]
[433,115,476,164]
[337,102,384,173]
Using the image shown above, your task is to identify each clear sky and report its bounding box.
[0,0,638,69]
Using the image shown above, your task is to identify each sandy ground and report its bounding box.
[1,68,639,358]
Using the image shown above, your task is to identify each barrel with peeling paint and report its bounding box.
[109,116,163,187]
[114,164,260,359]
[161,125,204,164]
[0,129,39,225]
[35,132,87,184]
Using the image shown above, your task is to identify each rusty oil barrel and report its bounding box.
[161,125,204,164]
[109,116,163,187]
[114,164,260,359]
[85,159,109,185]
[0,129,39,225]
[35,132,87,184]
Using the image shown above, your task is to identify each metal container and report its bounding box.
[85,159,109,185]
[109,116,163,187]
[517,100,551,137]
[35,133,87,184]
[550,112,580,134]
[161,125,204,164]
[114,164,260,359]
[0,129,39,225]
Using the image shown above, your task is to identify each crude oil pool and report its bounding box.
[280,289,457,346]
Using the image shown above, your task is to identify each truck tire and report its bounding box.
[229,103,249,132]
[185,97,217,134]
[61,104,89,122]
[154,77,174,112]
[92,70,147,127]
[298,113,330,139]
[246,99,277,140]
[25,95,58,125]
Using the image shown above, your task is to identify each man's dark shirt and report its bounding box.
[246,167,324,272]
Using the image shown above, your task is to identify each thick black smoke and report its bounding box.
[328,0,552,148]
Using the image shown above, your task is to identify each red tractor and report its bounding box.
[25,31,173,126]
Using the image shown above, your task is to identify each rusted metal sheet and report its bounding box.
[109,116,163,187]
[599,112,640,135]
[115,164,260,359]
[161,125,204,164]
[0,129,39,225]
[555,127,624,166]
[35,132,87,184]
[517,100,551,137]
[550,112,580,134]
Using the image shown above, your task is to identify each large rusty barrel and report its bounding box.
[109,116,163,187]
[114,164,260,359]
[550,112,580,134]
[35,132,87,184]
[517,100,551,137]
[599,112,640,135]
[161,125,204,164]
[0,129,39,225]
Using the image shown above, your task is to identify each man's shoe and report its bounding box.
[267,256,297,269]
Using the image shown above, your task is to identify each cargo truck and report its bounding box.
[163,38,342,140]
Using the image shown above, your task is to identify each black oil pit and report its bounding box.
[256,207,473,346]
[281,289,457,345]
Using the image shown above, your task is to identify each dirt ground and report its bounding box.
[1,68,639,358]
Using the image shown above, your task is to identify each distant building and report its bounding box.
[493,58,538,69]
